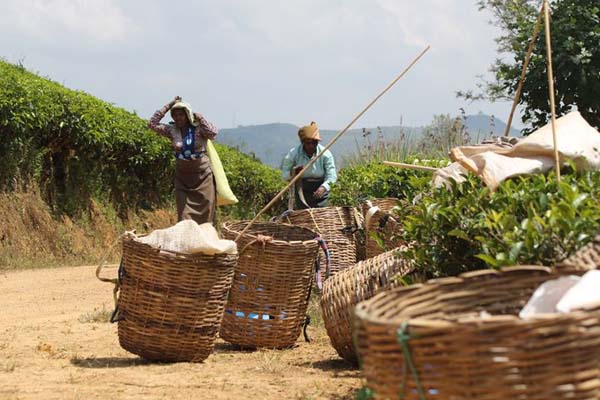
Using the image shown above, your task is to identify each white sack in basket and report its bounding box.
[137,220,237,255]
[519,275,580,319]
[557,270,600,313]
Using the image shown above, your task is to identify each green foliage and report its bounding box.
[467,0,600,132]
[0,60,284,218]
[214,143,285,219]
[395,171,600,277]
[355,387,375,400]
[329,159,444,206]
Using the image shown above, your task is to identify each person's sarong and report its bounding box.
[294,177,328,209]
[174,155,216,224]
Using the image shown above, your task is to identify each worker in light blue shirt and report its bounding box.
[281,121,337,209]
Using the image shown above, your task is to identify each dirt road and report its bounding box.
[0,265,361,399]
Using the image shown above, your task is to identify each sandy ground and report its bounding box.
[0,265,361,400]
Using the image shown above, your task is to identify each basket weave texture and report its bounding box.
[558,234,600,272]
[355,266,600,399]
[220,221,319,348]
[320,248,412,364]
[361,198,404,259]
[118,235,237,362]
[282,206,360,279]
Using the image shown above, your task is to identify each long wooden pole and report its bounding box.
[543,0,561,182]
[504,5,544,137]
[235,45,431,241]
[382,161,439,173]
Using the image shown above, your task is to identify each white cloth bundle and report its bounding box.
[519,270,600,319]
[137,220,237,255]
[441,111,600,190]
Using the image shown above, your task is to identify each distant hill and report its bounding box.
[465,112,521,140]
[218,114,520,168]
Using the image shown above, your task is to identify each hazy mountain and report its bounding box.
[465,112,521,140]
[218,114,520,168]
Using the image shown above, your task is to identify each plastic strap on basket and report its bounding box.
[316,236,331,281]
[379,213,391,229]
[397,321,426,400]
[109,260,126,323]
[340,224,360,235]
[270,209,293,223]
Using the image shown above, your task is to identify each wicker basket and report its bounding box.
[220,221,320,348]
[117,235,237,362]
[558,234,600,271]
[281,206,361,279]
[320,248,412,364]
[355,266,600,399]
[361,198,404,259]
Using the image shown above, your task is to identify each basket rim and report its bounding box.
[354,265,599,327]
[124,234,239,259]
[285,205,357,214]
[221,220,318,245]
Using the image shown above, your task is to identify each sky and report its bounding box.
[0,0,520,130]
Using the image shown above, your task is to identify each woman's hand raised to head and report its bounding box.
[168,96,182,108]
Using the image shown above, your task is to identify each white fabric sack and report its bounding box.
[448,111,600,190]
[432,162,468,189]
[137,220,237,255]
[556,270,600,313]
[519,275,580,319]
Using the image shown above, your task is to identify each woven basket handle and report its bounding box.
[95,231,133,285]
[95,231,134,323]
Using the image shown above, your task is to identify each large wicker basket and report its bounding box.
[355,266,600,399]
[280,206,361,279]
[117,235,237,362]
[558,234,600,271]
[220,221,320,348]
[361,198,404,259]
[320,248,412,364]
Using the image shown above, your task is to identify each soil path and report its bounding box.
[0,265,361,399]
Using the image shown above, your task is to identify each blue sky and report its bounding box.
[0,0,520,129]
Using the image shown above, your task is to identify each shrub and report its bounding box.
[395,171,600,277]
[329,159,444,206]
[0,60,284,219]
[215,143,285,219]
[331,157,600,278]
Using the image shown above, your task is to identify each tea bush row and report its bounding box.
[0,61,284,218]
[331,160,600,277]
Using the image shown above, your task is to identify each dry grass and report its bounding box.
[0,189,176,270]
[78,304,113,323]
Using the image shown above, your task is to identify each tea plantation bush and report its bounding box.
[0,61,284,218]
[396,171,600,277]
[329,159,446,206]
[331,160,600,277]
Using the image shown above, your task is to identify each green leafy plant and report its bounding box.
[329,159,441,206]
[394,170,600,277]
[462,0,600,132]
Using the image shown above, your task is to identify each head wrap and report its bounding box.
[170,101,199,127]
[298,121,321,142]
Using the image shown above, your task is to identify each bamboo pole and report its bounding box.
[234,45,432,241]
[504,5,544,137]
[543,0,561,183]
[382,161,439,173]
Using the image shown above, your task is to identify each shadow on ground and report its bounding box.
[296,357,359,374]
[70,356,150,368]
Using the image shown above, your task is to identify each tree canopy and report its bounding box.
[462,0,600,133]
